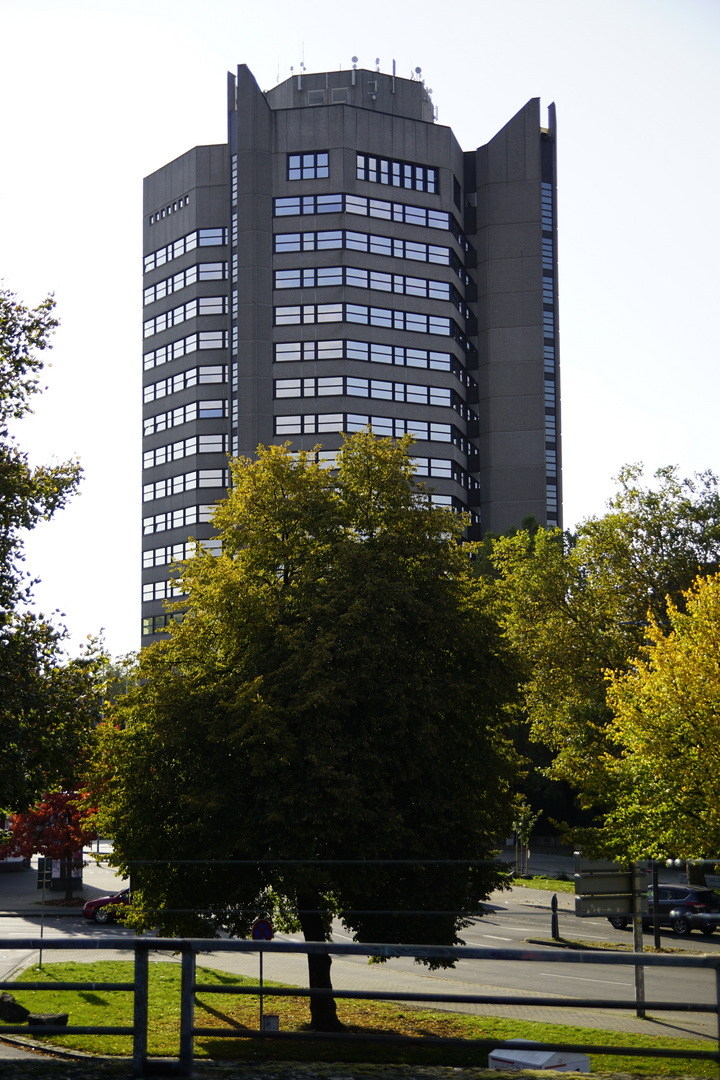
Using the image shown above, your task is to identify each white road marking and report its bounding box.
[480,921,634,941]
[538,971,631,987]
[469,935,513,942]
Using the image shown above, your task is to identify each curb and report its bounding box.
[0,910,83,918]
[0,1032,112,1061]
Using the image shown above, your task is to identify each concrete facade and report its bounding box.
[141,64,561,644]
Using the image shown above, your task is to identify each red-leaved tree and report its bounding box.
[3,792,95,901]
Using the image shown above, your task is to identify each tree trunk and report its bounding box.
[64,850,74,902]
[297,893,343,1032]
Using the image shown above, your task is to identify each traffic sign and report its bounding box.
[252,918,274,940]
[573,852,647,918]
[575,872,633,895]
[574,894,633,916]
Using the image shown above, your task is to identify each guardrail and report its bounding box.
[1,936,719,1077]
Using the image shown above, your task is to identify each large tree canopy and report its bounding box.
[0,288,99,812]
[603,573,720,859]
[491,464,720,825]
[90,432,519,1029]
[0,290,80,609]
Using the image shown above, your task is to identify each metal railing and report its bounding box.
[1,935,719,1078]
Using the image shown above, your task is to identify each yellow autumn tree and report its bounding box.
[603,573,720,859]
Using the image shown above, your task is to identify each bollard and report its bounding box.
[551,893,560,940]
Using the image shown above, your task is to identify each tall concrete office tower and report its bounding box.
[142,64,561,644]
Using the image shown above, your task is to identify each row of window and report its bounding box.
[143,399,226,437]
[411,457,478,490]
[143,297,227,339]
[274,338,462,378]
[544,335,557,376]
[542,273,554,306]
[547,482,558,514]
[143,434,227,471]
[143,468,230,503]
[305,86,351,107]
[274,266,458,307]
[143,579,185,602]
[542,236,553,272]
[543,308,555,341]
[275,192,450,233]
[274,411,465,449]
[143,537,221,568]
[143,503,215,536]
[275,302,452,338]
[275,375,454,410]
[148,194,190,226]
[144,366,227,404]
[356,153,438,193]
[285,151,440,194]
[143,263,228,306]
[143,331,228,372]
[541,179,559,527]
[287,151,329,180]
[142,613,182,635]
[274,229,463,275]
[144,228,228,274]
[541,181,553,232]
[293,447,472,489]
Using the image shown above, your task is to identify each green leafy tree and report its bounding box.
[602,573,720,860]
[491,464,720,825]
[89,432,519,1030]
[512,797,542,876]
[0,287,100,811]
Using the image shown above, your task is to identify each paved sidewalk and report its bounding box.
[0,847,125,917]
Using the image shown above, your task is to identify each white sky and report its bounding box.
[1,0,719,658]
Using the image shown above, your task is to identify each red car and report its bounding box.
[82,888,130,923]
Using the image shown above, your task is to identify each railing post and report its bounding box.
[651,861,662,949]
[179,945,196,1077]
[632,861,646,1019]
[133,944,149,1078]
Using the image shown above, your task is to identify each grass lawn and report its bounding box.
[3,960,718,1075]
[509,874,575,893]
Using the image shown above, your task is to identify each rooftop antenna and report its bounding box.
[414,66,422,82]
[375,57,380,72]
[299,58,305,89]
[351,55,358,86]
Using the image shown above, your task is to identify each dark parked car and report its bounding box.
[82,888,130,924]
[608,884,720,936]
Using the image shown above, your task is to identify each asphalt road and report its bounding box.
[320,900,719,1029]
